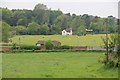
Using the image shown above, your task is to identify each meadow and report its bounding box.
[2,52,118,78]
[10,34,107,46]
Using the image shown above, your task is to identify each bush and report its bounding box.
[107,61,115,67]
[45,40,54,50]
[54,45,73,50]
[19,45,40,50]
[100,57,119,68]
[12,43,19,49]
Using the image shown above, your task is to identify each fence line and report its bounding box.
[0,45,106,52]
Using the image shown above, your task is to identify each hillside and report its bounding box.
[10,34,107,46]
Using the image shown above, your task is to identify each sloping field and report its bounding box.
[10,34,107,46]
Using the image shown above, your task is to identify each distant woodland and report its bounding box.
[0,3,118,36]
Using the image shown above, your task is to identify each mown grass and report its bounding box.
[2,52,118,78]
[10,34,107,46]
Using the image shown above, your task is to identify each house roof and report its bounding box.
[37,40,45,44]
[52,40,61,45]
[64,28,72,32]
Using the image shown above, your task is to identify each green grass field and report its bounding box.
[10,34,107,46]
[2,52,118,78]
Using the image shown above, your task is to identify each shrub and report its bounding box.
[45,40,54,50]
[12,43,19,49]
[100,57,119,68]
[20,45,40,50]
[107,61,115,67]
[54,45,73,50]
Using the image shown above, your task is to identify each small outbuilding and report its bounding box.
[51,40,61,47]
[36,40,45,46]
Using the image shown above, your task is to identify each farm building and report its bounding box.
[36,40,61,47]
[62,28,72,35]
[51,40,61,46]
[36,40,45,49]
[36,40,45,47]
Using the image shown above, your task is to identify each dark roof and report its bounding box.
[37,40,45,44]
[64,28,72,32]
[52,40,61,45]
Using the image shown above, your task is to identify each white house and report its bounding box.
[62,28,72,35]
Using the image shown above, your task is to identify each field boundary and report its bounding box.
[0,43,106,52]
[1,78,119,80]
[1,49,105,53]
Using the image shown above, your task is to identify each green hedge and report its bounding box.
[12,44,40,50]
[20,45,40,50]
[54,45,73,50]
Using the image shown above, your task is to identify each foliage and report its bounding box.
[77,25,86,36]
[102,34,118,53]
[55,14,69,30]
[34,3,48,11]
[99,56,118,68]
[55,45,73,50]
[39,23,49,35]
[27,22,40,35]
[15,26,27,35]
[20,45,40,50]
[12,44,40,50]
[0,21,10,43]
[17,17,27,26]
[71,16,85,31]
[12,43,18,49]
[1,4,118,35]
[2,8,13,25]
[101,34,119,67]
[45,40,54,50]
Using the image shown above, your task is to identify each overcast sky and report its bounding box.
[1,0,119,18]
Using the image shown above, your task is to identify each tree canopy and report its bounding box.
[0,21,10,43]
[0,3,118,36]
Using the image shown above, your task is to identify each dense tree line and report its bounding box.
[1,3,118,36]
